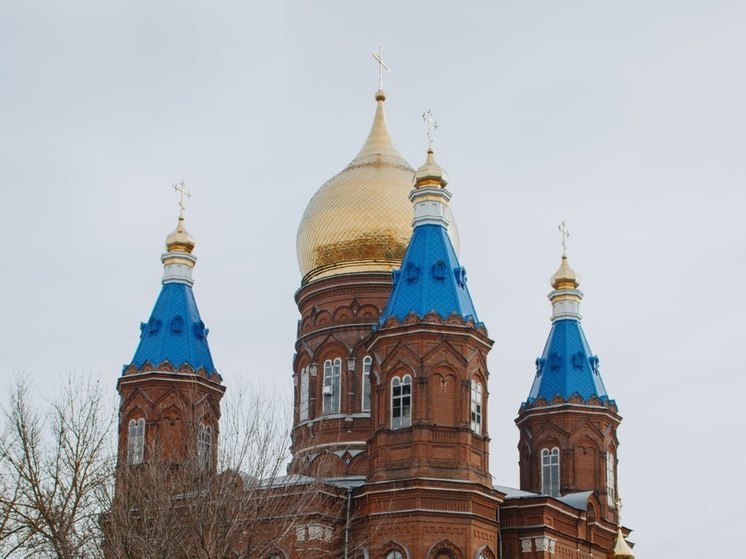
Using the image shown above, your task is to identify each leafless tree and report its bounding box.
[103,382,339,559]
[0,375,114,559]
[1,376,379,559]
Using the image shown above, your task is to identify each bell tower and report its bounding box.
[515,247,621,522]
[117,192,224,474]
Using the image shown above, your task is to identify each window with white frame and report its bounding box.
[361,356,372,412]
[470,379,483,434]
[127,418,145,465]
[606,450,616,506]
[198,424,212,468]
[322,358,341,414]
[391,375,412,429]
[386,551,403,559]
[541,447,560,497]
[300,366,310,421]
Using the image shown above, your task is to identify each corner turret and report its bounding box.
[516,230,622,525]
[116,187,224,474]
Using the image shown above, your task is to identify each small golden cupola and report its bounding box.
[610,499,635,559]
[551,254,580,290]
[414,148,448,188]
[165,216,196,254]
[610,528,635,559]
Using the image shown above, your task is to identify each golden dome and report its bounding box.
[610,527,635,559]
[551,255,580,290]
[414,148,448,189]
[297,91,459,284]
[165,216,195,254]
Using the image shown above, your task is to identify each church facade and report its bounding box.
[114,87,635,559]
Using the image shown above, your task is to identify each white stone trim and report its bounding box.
[161,252,197,286]
[551,299,582,321]
[412,200,450,227]
[410,186,452,228]
[535,536,556,552]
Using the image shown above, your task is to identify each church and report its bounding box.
[113,78,636,559]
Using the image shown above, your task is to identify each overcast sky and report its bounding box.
[1,1,744,556]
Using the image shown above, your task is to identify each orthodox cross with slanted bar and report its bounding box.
[558,221,570,256]
[422,109,438,151]
[372,44,389,91]
[173,181,191,219]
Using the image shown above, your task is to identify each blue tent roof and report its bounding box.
[380,223,479,324]
[126,282,217,374]
[526,318,608,404]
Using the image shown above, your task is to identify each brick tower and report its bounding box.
[360,146,502,559]
[515,249,621,523]
[290,89,458,478]
[117,206,224,474]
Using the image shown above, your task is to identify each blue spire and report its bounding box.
[380,149,480,325]
[525,256,610,404]
[123,217,218,377]
[527,319,608,403]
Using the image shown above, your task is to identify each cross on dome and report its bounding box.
[422,109,438,151]
[173,180,191,219]
[372,44,389,91]
[558,221,570,256]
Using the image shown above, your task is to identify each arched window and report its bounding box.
[606,450,616,505]
[391,375,412,429]
[127,418,145,465]
[361,356,372,412]
[198,424,212,468]
[470,379,483,434]
[322,358,341,414]
[386,551,403,559]
[300,366,310,421]
[541,447,560,496]
[587,503,597,523]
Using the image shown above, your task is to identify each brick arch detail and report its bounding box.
[422,339,469,369]
[474,545,496,559]
[379,340,421,374]
[382,539,410,559]
[313,333,352,363]
[426,538,464,559]
[568,418,607,447]
[307,450,346,477]
[313,309,333,327]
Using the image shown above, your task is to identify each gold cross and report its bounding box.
[173,181,191,219]
[558,221,570,256]
[372,44,389,91]
[422,109,438,151]
[616,497,624,526]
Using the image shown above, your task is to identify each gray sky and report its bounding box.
[1,1,744,556]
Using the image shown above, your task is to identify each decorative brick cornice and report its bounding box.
[519,394,619,414]
[121,361,223,387]
[121,360,222,383]
[378,309,489,337]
